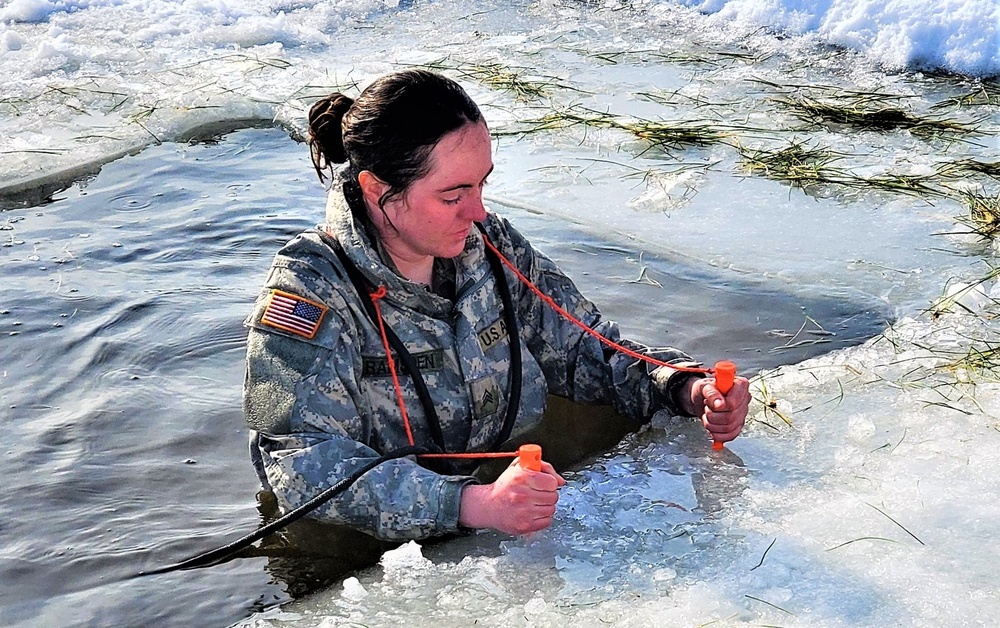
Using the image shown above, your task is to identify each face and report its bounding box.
[371,121,493,264]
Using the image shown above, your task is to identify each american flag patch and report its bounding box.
[260,290,327,339]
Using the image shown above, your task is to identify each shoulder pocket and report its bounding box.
[244,328,330,433]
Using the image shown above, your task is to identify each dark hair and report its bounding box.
[307,69,484,225]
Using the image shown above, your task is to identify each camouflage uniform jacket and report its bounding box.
[243,186,700,541]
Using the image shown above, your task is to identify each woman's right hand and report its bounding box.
[459,459,565,535]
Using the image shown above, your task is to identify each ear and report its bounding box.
[357,170,391,212]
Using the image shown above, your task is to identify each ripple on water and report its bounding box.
[108,192,154,212]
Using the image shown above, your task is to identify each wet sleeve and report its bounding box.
[487,215,702,420]
[243,272,476,541]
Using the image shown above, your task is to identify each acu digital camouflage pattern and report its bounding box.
[243,180,700,541]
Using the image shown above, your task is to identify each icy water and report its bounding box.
[0,126,884,627]
[3,0,1000,627]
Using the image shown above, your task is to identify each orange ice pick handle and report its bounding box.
[714,360,735,395]
[518,444,542,471]
[711,361,736,450]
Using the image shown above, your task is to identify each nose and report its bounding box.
[461,189,488,222]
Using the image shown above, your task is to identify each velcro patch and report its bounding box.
[260,289,327,339]
[476,317,508,352]
[471,376,502,419]
[363,349,445,377]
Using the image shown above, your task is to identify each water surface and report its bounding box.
[0,127,886,627]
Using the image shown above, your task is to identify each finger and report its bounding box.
[706,377,752,409]
[704,414,746,439]
[701,383,727,411]
[529,495,559,513]
[728,379,752,405]
[521,514,555,534]
[703,408,736,426]
[540,461,566,487]
[707,425,744,443]
[704,408,747,429]
[525,471,562,493]
[527,484,560,504]
[518,501,558,532]
[512,513,552,535]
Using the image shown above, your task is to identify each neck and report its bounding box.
[386,246,434,285]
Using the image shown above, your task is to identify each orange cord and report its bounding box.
[369,286,416,447]
[479,234,710,377]
[371,287,537,466]
[367,231,734,464]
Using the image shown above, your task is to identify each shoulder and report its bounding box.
[245,229,358,349]
[479,211,565,280]
[270,230,350,296]
[480,212,524,247]
[478,211,537,265]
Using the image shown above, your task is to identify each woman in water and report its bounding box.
[243,69,750,541]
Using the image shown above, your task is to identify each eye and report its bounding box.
[443,196,461,205]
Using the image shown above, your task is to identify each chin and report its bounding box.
[439,242,467,259]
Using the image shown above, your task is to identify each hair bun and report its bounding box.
[308,93,354,177]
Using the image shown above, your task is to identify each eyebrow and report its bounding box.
[437,165,494,193]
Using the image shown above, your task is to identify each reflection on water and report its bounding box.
[0,128,886,627]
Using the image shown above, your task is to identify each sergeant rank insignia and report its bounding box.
[261,289,327,339]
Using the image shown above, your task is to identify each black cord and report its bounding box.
[321,230,449,454]
[477,222,523,448]
[140,226,524,577]
[137,446,427,577]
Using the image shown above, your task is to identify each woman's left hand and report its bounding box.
[686,376,750,444]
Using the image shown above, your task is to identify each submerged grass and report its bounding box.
[927,266,1000,318]
[826,537,901,552]
[636,88,746,112]
[748,371,793,429]
[471,71,994,221]
[500,106,730,151]
[0,97,27,115]
[415,58,573,101]
[583,46,767,68]
[735,140,957,199]
[945,342,1000,380]
[868,502,925,545]
[937,158,1000,180]
[956,189,1000,239]
[625,118,728,150]
[735,141,846,187]
[744,594,794,616]
[855,172,947,199]
[751,79,983,138]
[287,80,364,103]
[774,94,979,138]
[931,81,1000,109]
